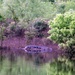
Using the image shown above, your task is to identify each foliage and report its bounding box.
[15,26,25,37]
[57,3,66,14]
[48,11,75,44]
[0,0,45,21]
[33,20,48,32]
[65,1,75,11]
[0,0,57,22]
[0,0,75,22]
[5,24,25,38]
[48,11,75,59]
[42,2,57,19]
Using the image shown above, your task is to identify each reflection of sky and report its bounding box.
[24,45,52,53]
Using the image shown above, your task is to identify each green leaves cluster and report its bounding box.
[0,0,45,21]
[48,11,75,48]
[0,0,57,22]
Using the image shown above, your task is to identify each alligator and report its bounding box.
[22,45,52,53]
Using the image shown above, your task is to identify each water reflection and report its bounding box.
[0,49,75,75]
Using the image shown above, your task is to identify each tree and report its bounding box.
[0,0,45,22]
[0,0,57,23]
[48,10,75,60]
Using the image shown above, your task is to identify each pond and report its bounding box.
[0,39,74,75]
[0,55,75,75]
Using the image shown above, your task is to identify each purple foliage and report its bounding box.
[0,27,64,63]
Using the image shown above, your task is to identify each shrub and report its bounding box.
[48,11,75,60]
[15,26,25,37]
[0,0,46,21]
[33,19,48,32]
[4,24,25,38]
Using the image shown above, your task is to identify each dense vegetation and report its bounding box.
[48,10,75,60]
[0,0,75,75]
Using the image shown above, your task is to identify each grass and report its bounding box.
[0,56,75,75]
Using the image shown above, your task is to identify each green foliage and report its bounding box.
[48,11,75,59]
[0,0,57,22]
[65,1,75,11]
[57,3,66,14]
[48,11,75,47]
[0,0,75,21]
[56,1,75,14]
[0,0,45,21]
[42,2,57,19]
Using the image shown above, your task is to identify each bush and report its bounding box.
[4,23,25,38]
[33,20,48,32]
[0,0,47,21]
[15,26,25,37]
[48,11,75,60]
